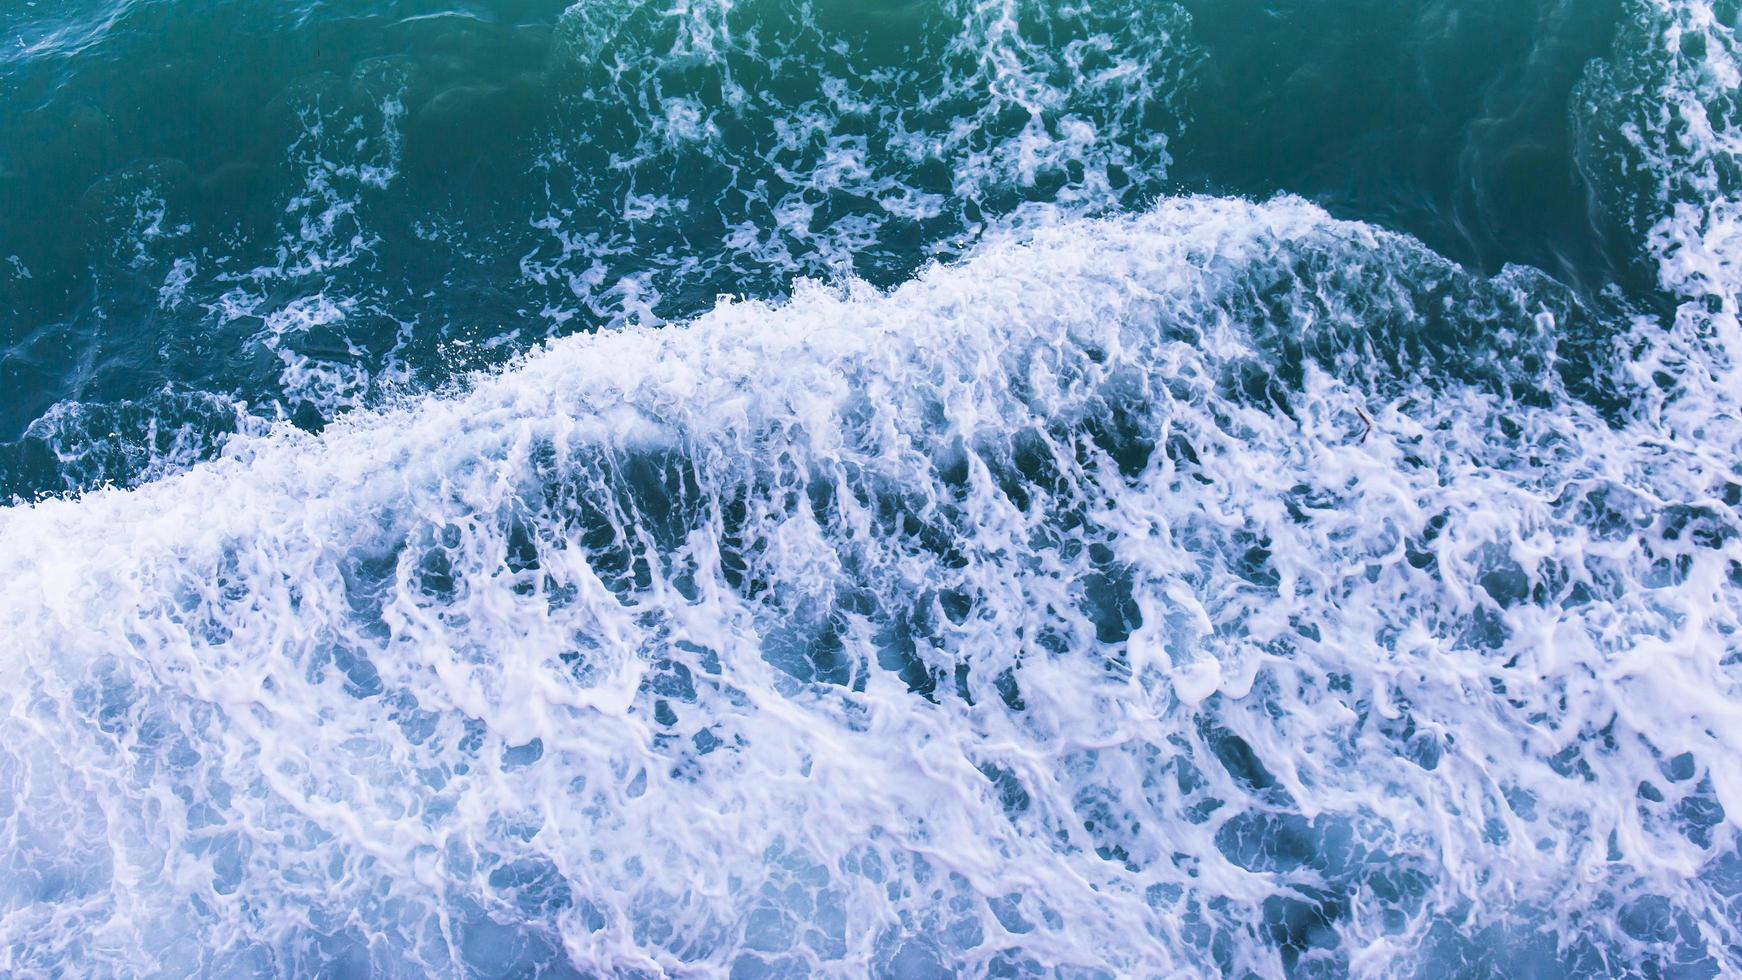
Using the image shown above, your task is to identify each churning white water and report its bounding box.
[3,0,1742,975]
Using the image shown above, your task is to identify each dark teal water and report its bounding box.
[0,0,1634,495]
[3,1,1741,977]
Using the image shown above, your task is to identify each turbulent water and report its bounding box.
[2,0,1741,976]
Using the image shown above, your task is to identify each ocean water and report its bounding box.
[1,0,1740,976]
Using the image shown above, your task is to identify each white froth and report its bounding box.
[7,0,1742,973]
[3,187,1741,975]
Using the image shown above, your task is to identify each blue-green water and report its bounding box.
[1,0,1740,976]
[0,0,1633,494]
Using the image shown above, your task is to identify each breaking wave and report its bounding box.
[2,0,1741,977]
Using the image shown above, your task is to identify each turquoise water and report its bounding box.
[0,0,1631,494]
[1,0,1740,976]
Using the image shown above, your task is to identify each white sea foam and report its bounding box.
[6,0,1742,975]
[3,185,1740,975]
